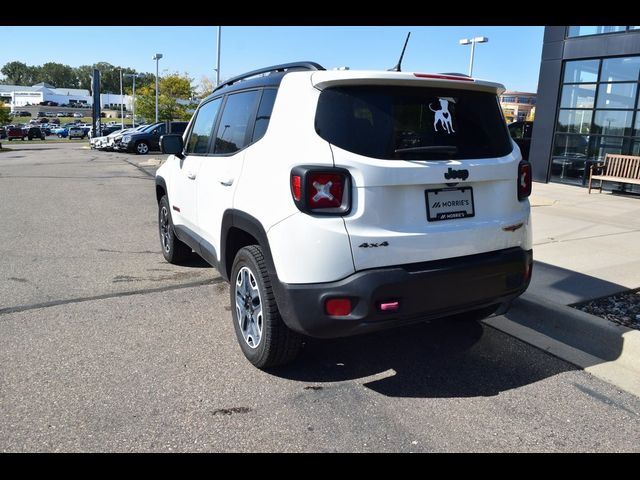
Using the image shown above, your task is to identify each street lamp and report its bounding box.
[215,26,221,86]
[459,36,488,77]
[119,68,124,130]
[123,73,140,126]
[153,53,163,122]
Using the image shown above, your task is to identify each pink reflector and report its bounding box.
[380,301,399,311]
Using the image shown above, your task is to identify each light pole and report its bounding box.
[153,53,163,122]
[119,68,124,130]
[123,73,139,127]
[215,26,221,86]
[459,36,488,77]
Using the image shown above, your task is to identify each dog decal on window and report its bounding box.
[429,98,455,134]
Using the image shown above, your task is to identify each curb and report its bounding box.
[484,292,640,397]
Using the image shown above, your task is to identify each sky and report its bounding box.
[0,26,544,93]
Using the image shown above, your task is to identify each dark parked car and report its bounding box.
[508,120,533,161]
[7,126,27,141]
[27,126,45,140]
[119,121,188,154]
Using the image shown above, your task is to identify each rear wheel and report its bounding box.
[230,246,303,368]
[136,141,149,155]
[158,195,191,264]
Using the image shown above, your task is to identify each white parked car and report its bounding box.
[68,126,85,139]
[73,113,83,118]
[155,62,533,368]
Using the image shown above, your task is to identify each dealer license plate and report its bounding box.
[425,187,475,221]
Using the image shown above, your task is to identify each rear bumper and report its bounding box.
[274,247,532,338]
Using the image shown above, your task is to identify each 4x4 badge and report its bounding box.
[359,241,389,248]
[444,167,469,180]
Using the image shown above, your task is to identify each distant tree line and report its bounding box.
[0,61,156,94]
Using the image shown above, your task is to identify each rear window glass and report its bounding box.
[315,86,512,160]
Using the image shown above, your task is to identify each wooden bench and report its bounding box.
[588,153,640,194]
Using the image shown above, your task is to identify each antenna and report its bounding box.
[388,32,411,72]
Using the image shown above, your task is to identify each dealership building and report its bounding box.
[531,26,640,193]
[0,82,132,111]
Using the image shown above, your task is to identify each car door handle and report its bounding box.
[219,178,234,186]
[187,172,196,180]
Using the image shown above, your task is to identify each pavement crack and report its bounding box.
[533,228,640,246]
[0,277,224,316]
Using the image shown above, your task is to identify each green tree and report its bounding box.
[198,75,215,99]
[40,62,78,88]
[1,61,39,85]
[0,104,12,124]
[134,73,197,122]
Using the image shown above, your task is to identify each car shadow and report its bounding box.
[181,253,212,268]
[270,317,573,398]
[528,260,629,305]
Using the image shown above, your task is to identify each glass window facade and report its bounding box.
[551,56,640,186]
[567,26,628,37]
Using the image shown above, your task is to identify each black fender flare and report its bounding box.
[155,175,167,204]
[220,209,278,284]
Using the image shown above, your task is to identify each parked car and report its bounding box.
[155,61,533,368]
[73,113,83,118]
[27,126,45,140]
[56,112,69,117]
[508,120,534,161]
[68,126,86,139]
[53,126,68,138]
[120,121,188,154]
[7,126,27,141]
[0,126,6,139]
[50,118,61,125]
[107,125,146,151]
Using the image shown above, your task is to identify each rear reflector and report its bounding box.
[379,301,400,312]
[325,298,352,316]
[414,73,474,82]
[292,175,302,201]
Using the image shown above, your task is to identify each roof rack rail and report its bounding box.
[214,61,325,92]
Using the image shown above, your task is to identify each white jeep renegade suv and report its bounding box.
[155,62,533,368]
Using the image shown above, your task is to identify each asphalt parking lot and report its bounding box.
[1,142,639,452]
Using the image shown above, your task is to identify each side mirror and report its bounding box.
[161,134,184,157]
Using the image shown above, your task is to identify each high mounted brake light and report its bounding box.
[290,166,352,215]
[413,73,474,82]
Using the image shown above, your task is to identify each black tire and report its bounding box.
[158,195,191,264]
[8,138,12,141]
[135,141,149,155]
[230,245,303,368]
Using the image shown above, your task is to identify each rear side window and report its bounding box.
[186,98,222,154]
[214,90,260,154]
[252,88,277,142]
[170,122,188,135]
[315,86,512,160]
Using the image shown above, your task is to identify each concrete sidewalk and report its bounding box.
[528,182,640,304]
[486,181,640,397]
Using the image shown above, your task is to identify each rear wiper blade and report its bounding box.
[394,146,458,154]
